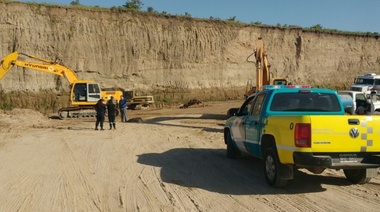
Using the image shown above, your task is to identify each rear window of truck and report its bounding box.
[270,93,341,112]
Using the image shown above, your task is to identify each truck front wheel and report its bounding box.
[343,169,371,184]
[264,148,288,188]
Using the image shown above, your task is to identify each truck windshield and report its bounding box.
[270,93,341,112]
[355,78,374,85]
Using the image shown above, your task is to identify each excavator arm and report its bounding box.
[254,38,270,91]
[0,51,87,84]
[244,38,290,98]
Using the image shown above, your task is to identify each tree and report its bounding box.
[123,0,143,10]
[147,6,154,13]
[70,0,80,6]
[227,16,236,22]
[310,24,323,30]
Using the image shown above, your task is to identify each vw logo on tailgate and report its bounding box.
[349,128,360,138]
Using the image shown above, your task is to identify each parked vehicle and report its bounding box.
[123,90,155,110]
[224,85,380,187]
[338,90,380,115]
[350,73,380,95]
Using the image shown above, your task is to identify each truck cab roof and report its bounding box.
[258,85,344,114]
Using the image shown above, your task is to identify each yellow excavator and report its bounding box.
[245,37,290,98]
[0,51,122,118]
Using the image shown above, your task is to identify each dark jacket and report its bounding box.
[119,98,127,109]
[107,99,117,116]
[95,99,106,115]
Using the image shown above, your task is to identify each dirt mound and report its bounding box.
[180,99,203,108]
[4,108,45,117]
[0,108,48,131]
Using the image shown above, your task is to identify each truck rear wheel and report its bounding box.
[264,148,288,188]
[343,169,371,184]
[225,131,241,158]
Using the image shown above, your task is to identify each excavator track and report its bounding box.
[58,106,120,118]
[58,106,96,119]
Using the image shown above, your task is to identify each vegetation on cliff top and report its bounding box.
[3,0,378,37]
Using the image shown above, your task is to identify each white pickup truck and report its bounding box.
[338,90,380,115]
[350,73,380,95]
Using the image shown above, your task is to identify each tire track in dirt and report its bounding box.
[0,130,74,211]
[128,124,189,211]
[116,122,183,210]
[57,134,103,211]
[1,104,380,211]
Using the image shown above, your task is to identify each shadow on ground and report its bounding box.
[141,113,227,133]
[137,148,359,195]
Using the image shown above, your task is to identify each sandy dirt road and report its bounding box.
[0,101,379,212]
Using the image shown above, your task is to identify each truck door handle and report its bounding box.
[348,119,360,125]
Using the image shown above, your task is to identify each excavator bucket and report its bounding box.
[0,51,19,79]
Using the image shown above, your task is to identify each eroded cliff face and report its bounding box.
[0,2,379,104]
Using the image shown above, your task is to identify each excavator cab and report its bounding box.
[71,82,101,105]
[271,78,289,85]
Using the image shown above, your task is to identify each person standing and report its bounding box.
[119,95,128,122]
[107,96,117,130]
[94,98,106,130]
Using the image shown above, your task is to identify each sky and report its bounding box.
[19,0,380,33]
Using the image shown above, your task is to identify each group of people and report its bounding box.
[94,95,128,130]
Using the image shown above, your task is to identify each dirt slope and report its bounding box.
[0,2,379,95]
[0,102,379,211]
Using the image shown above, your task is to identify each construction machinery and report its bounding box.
[99,87,155,110]
[123,90,155,109]
[245,37,290,98]
[0,51,122,118]
[227,38,291,116]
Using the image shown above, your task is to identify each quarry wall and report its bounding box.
[0,2,379,109]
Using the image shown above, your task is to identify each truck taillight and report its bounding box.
[294,123,311,147]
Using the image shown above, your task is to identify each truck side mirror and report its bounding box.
[344,106,353,115]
